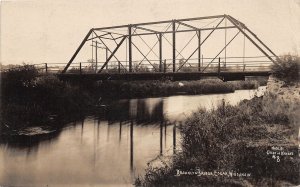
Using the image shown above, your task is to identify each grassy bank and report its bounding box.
[93,78,265,99]
[137,82,299,186]
[136,55,300,186]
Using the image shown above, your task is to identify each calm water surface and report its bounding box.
[0,87,266,186]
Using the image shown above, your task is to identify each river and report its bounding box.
[0,86,266,187]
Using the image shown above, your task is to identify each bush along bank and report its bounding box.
[0,65,95,134]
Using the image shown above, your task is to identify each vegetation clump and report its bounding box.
[96,79,263,99]
[271,54,299,82]
[0,65,94,132]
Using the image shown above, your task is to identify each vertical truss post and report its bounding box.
[224,18,227,68]
[128,25,133,72]
[172,20,176,72]
[159,33,162,72]
[243,28,246,66]
[95,41,98,73]
[198,30,201,71]
[91,32,94,63]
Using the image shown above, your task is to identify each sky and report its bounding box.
[0,0,300,65]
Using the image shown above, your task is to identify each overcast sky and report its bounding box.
[0,0,300,65]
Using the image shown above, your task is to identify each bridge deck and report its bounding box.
[58,71,271,81]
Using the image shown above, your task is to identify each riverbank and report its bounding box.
[0,65,266,134]
[0,66,95,134]
[136,76,300,186]
[94,78,266,99]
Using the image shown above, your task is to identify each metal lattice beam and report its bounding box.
[62,14,278,74]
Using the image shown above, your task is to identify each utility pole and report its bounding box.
[91,41,106,73]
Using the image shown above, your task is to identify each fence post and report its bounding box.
[164,59,167,73]
[80,62,82,74]
[45,63,48,74]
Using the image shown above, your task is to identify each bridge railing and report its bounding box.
[1,56,273,74]
[64,57,272,73]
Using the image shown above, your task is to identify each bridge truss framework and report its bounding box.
[62,14,278,76]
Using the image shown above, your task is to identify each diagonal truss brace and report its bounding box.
[131,42,158,71]
[93,31,127,71]
[201,30,241,72]
[177,17,225,71]
[98,36,127,73]
[225,15,277,65]
[62,29,93,73]
[228,15,278,59]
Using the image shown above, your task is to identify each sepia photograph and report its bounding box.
[0,0,299,186]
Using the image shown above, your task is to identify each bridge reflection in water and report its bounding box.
[86,98,177,177]
[77,98,177,183]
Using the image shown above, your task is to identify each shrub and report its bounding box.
[271,54,300,82]
[0,65,94,131]
[1,64,39,100]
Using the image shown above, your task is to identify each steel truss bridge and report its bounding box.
[11,15,279,81]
